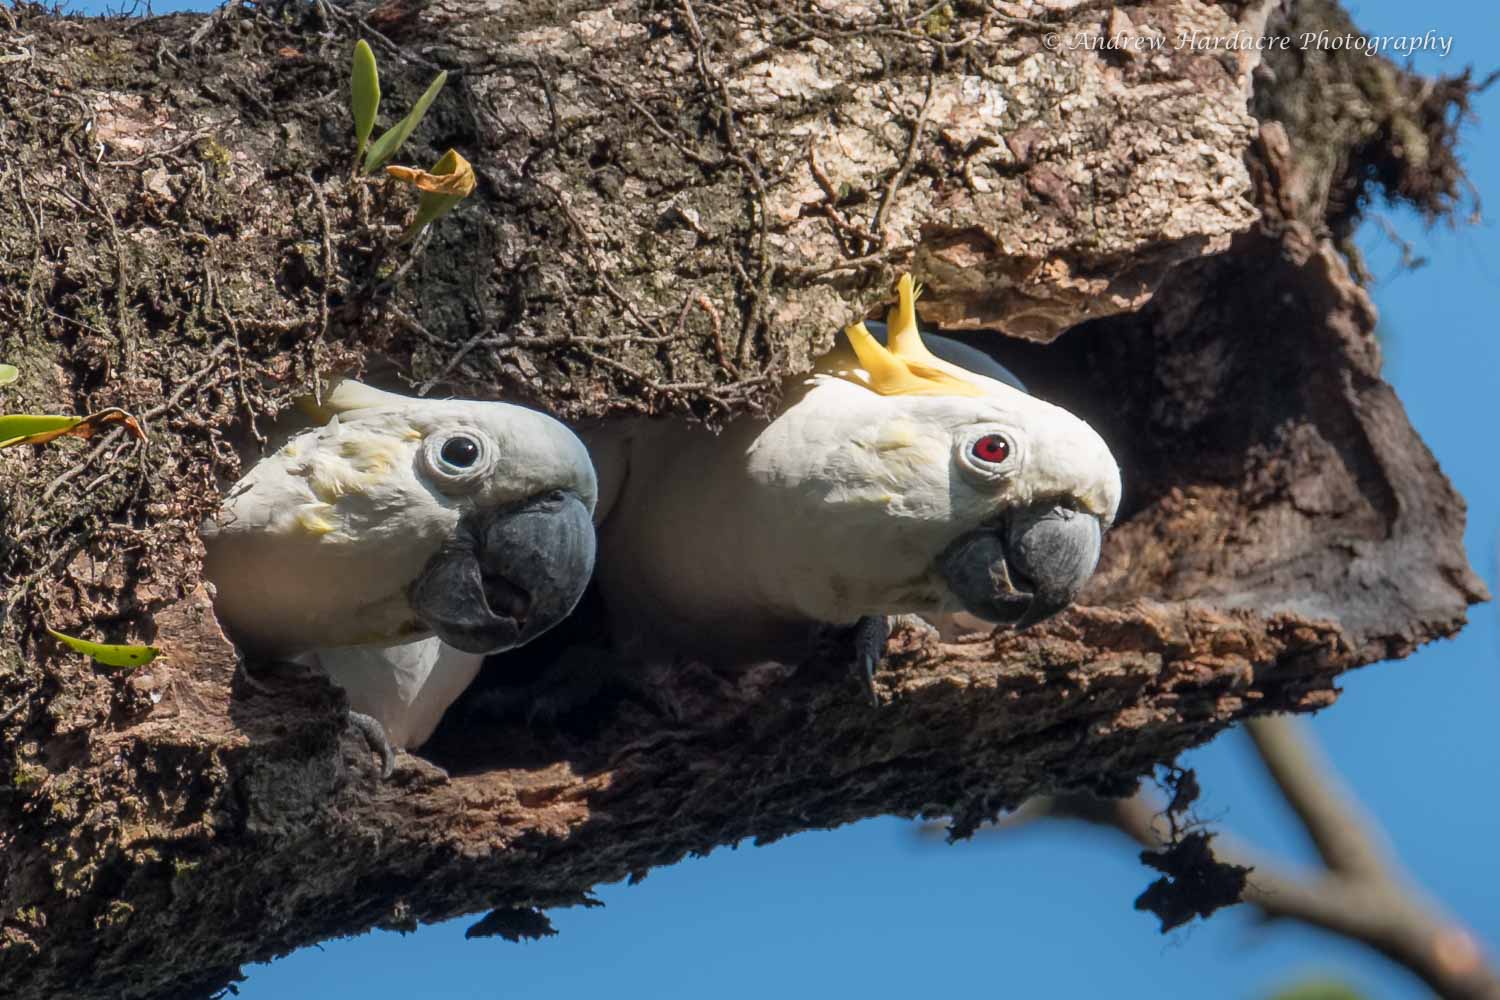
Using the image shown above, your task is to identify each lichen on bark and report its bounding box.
[0,1,1488,998]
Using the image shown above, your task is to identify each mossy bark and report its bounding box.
[0,1,1487,997]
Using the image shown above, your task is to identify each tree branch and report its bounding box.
[1022,717,1500,1000]
[1244,715,1388,878]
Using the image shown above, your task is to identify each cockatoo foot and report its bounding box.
[347,711,397,779]
[851,615,891,707]
[233,653,397,778]
[849,614,940,706]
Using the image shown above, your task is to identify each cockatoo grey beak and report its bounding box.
[936,503,1104,630]
[407,490,597,654]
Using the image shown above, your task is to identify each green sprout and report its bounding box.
[0,365,17,386]
[351,40,380,172]
[350,39,448,175]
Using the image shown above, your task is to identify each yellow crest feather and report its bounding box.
[839,274,983,398]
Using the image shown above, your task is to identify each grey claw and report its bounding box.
[852,615,891,708]
[347,711,397,779]
[858,654,878,707]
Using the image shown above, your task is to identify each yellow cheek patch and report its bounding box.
[308,434,402,492]
[873,420,918,452]
[310,476,345,504]
[294,431,407,516]
[840,273,984,399]
[297,506,338,536]
[338,437,398,474]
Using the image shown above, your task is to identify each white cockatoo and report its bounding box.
[582,274,1122,701]
[201,379,598,771]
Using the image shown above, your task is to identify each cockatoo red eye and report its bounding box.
[971,434,1010,464]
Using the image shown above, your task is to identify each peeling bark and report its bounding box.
[0,1,1487,998]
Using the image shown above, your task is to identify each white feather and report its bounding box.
[305,639,483,750]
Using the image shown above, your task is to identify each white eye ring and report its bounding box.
[421,430,497,494]
[956,429,1021,481]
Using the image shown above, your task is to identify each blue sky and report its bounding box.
[64,0,1500,996]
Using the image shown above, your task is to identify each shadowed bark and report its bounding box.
[0,1,1487,997]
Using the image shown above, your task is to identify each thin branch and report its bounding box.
[870,72,935,247]
[1244,715,1389,877]
[984,717,1500,1000]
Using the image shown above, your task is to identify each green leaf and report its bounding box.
[362,69,448,175]
[0,414,86,447]
[0,408,146,449]
[47,628,161,669]
[0,364,17,386]
[351,40,381,170]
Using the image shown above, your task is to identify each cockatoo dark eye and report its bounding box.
[440,436,481,468]
[971,434,1010,464]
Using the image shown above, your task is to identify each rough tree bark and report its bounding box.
[0,0,1487,997]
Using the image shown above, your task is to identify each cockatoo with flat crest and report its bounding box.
[583,273,1121,702]
[201,379,598,773]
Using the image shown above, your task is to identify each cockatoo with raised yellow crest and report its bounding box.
[201,378,598,772]
[583,273,1121,702]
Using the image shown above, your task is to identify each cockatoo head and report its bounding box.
[393,394,599,654]
[202,380,598,657]
[749,275,1120,629]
